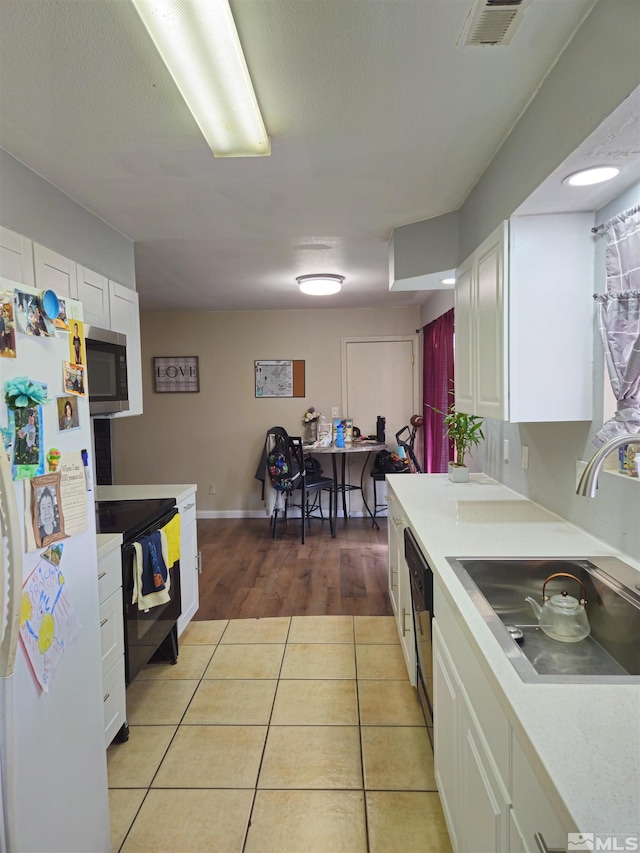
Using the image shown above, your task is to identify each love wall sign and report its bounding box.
[153,356,200,393]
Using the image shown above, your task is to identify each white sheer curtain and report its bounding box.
[593,204,640,446]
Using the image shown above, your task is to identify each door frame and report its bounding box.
[340,335,421,432]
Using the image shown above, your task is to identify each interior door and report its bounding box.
[343,337,418,444]
[342,336,418,515]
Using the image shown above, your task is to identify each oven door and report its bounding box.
[121,507,182,684]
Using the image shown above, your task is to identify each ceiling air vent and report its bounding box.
[458,0,531,46]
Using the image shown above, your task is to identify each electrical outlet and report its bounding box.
[209,484,216,495]
[503,439,509,463]
[332,407,339,417]
[521,446,529,470]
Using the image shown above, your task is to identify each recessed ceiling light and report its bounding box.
[297,275,344,296]
[563,167,620,187]
[441,277,456,285]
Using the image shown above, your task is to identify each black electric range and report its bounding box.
[95,497,182,694]
[95,498,176,543]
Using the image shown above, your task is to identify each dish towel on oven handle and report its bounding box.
[161,513,181,569]
[132,529,171,611]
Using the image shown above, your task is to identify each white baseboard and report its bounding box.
[195,510,386,520]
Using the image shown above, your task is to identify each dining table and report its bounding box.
[305,441,387,529]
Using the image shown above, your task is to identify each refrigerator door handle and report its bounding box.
[0,449,22,679]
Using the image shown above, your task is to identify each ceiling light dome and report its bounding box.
[563,167,620,187]
[297,274,344,296]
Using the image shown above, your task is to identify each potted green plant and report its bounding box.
[443,407,485,483]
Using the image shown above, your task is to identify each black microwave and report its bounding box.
[85,326,129,415]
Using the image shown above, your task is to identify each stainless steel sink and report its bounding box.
[446,557,640,683]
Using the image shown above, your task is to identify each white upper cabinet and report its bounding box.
[455,214,594,423]
[475,223,507,420]
[109,281,143,417]
[453,258,474,415]
[33,243,78,298]
[76,265,110,328]
[0,226,35,286]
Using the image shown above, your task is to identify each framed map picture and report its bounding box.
[255,360,305,397]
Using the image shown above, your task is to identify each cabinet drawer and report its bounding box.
[100,589,124,679]
[103,656,126,749]
[511,732,570,850]
[178,495,197,528]
[98,547,122,604]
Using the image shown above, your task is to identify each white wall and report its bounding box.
[111,306,421,515]
[0,147,136,288]
[420,290,454,328]
[459,0,640,261]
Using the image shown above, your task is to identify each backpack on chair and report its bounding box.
[267,433,302,492]
[373,450,410,474]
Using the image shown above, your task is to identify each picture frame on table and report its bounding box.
[332,418,353,443]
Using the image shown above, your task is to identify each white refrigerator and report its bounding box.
[0,278,110,852]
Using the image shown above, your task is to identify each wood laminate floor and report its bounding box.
[194,517,391,620]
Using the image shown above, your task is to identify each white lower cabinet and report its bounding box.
[103,657,126,749]
[510,734,568,853]
[177,490,200,637]
[98,544,127,747]
[460,695,511,852]
[434,620,510,853]
[387,492,401,619]
[433,627,460,851]
[386,491,415,684]
[433,583,572,853]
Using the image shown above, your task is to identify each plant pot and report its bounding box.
[448,462,469,483]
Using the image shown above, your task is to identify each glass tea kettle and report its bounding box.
[525,572,590,643]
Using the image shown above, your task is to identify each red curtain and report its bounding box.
[422,308,455,472]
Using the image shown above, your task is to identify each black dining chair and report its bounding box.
[288,436,336,543]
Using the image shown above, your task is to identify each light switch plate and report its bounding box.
[521,445,529,469]
[332,407,339,417]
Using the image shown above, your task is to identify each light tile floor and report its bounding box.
[107,616,452,853]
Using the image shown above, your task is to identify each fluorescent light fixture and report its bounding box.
[131,0,270,157]
[441,277,456,285]
[297,275,344,296]
[563,166,619,187]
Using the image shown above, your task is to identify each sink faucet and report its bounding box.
[576,434,640,497]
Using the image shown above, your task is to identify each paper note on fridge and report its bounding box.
[19,557,80,692]
[24,452,88,551]
[57,452,88,537]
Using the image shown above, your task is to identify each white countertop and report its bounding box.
[387,472,640,835]
[96,484,197,505]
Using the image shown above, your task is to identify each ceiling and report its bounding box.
[1,0,635,313]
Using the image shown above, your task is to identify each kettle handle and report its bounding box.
[542,572,587,605]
